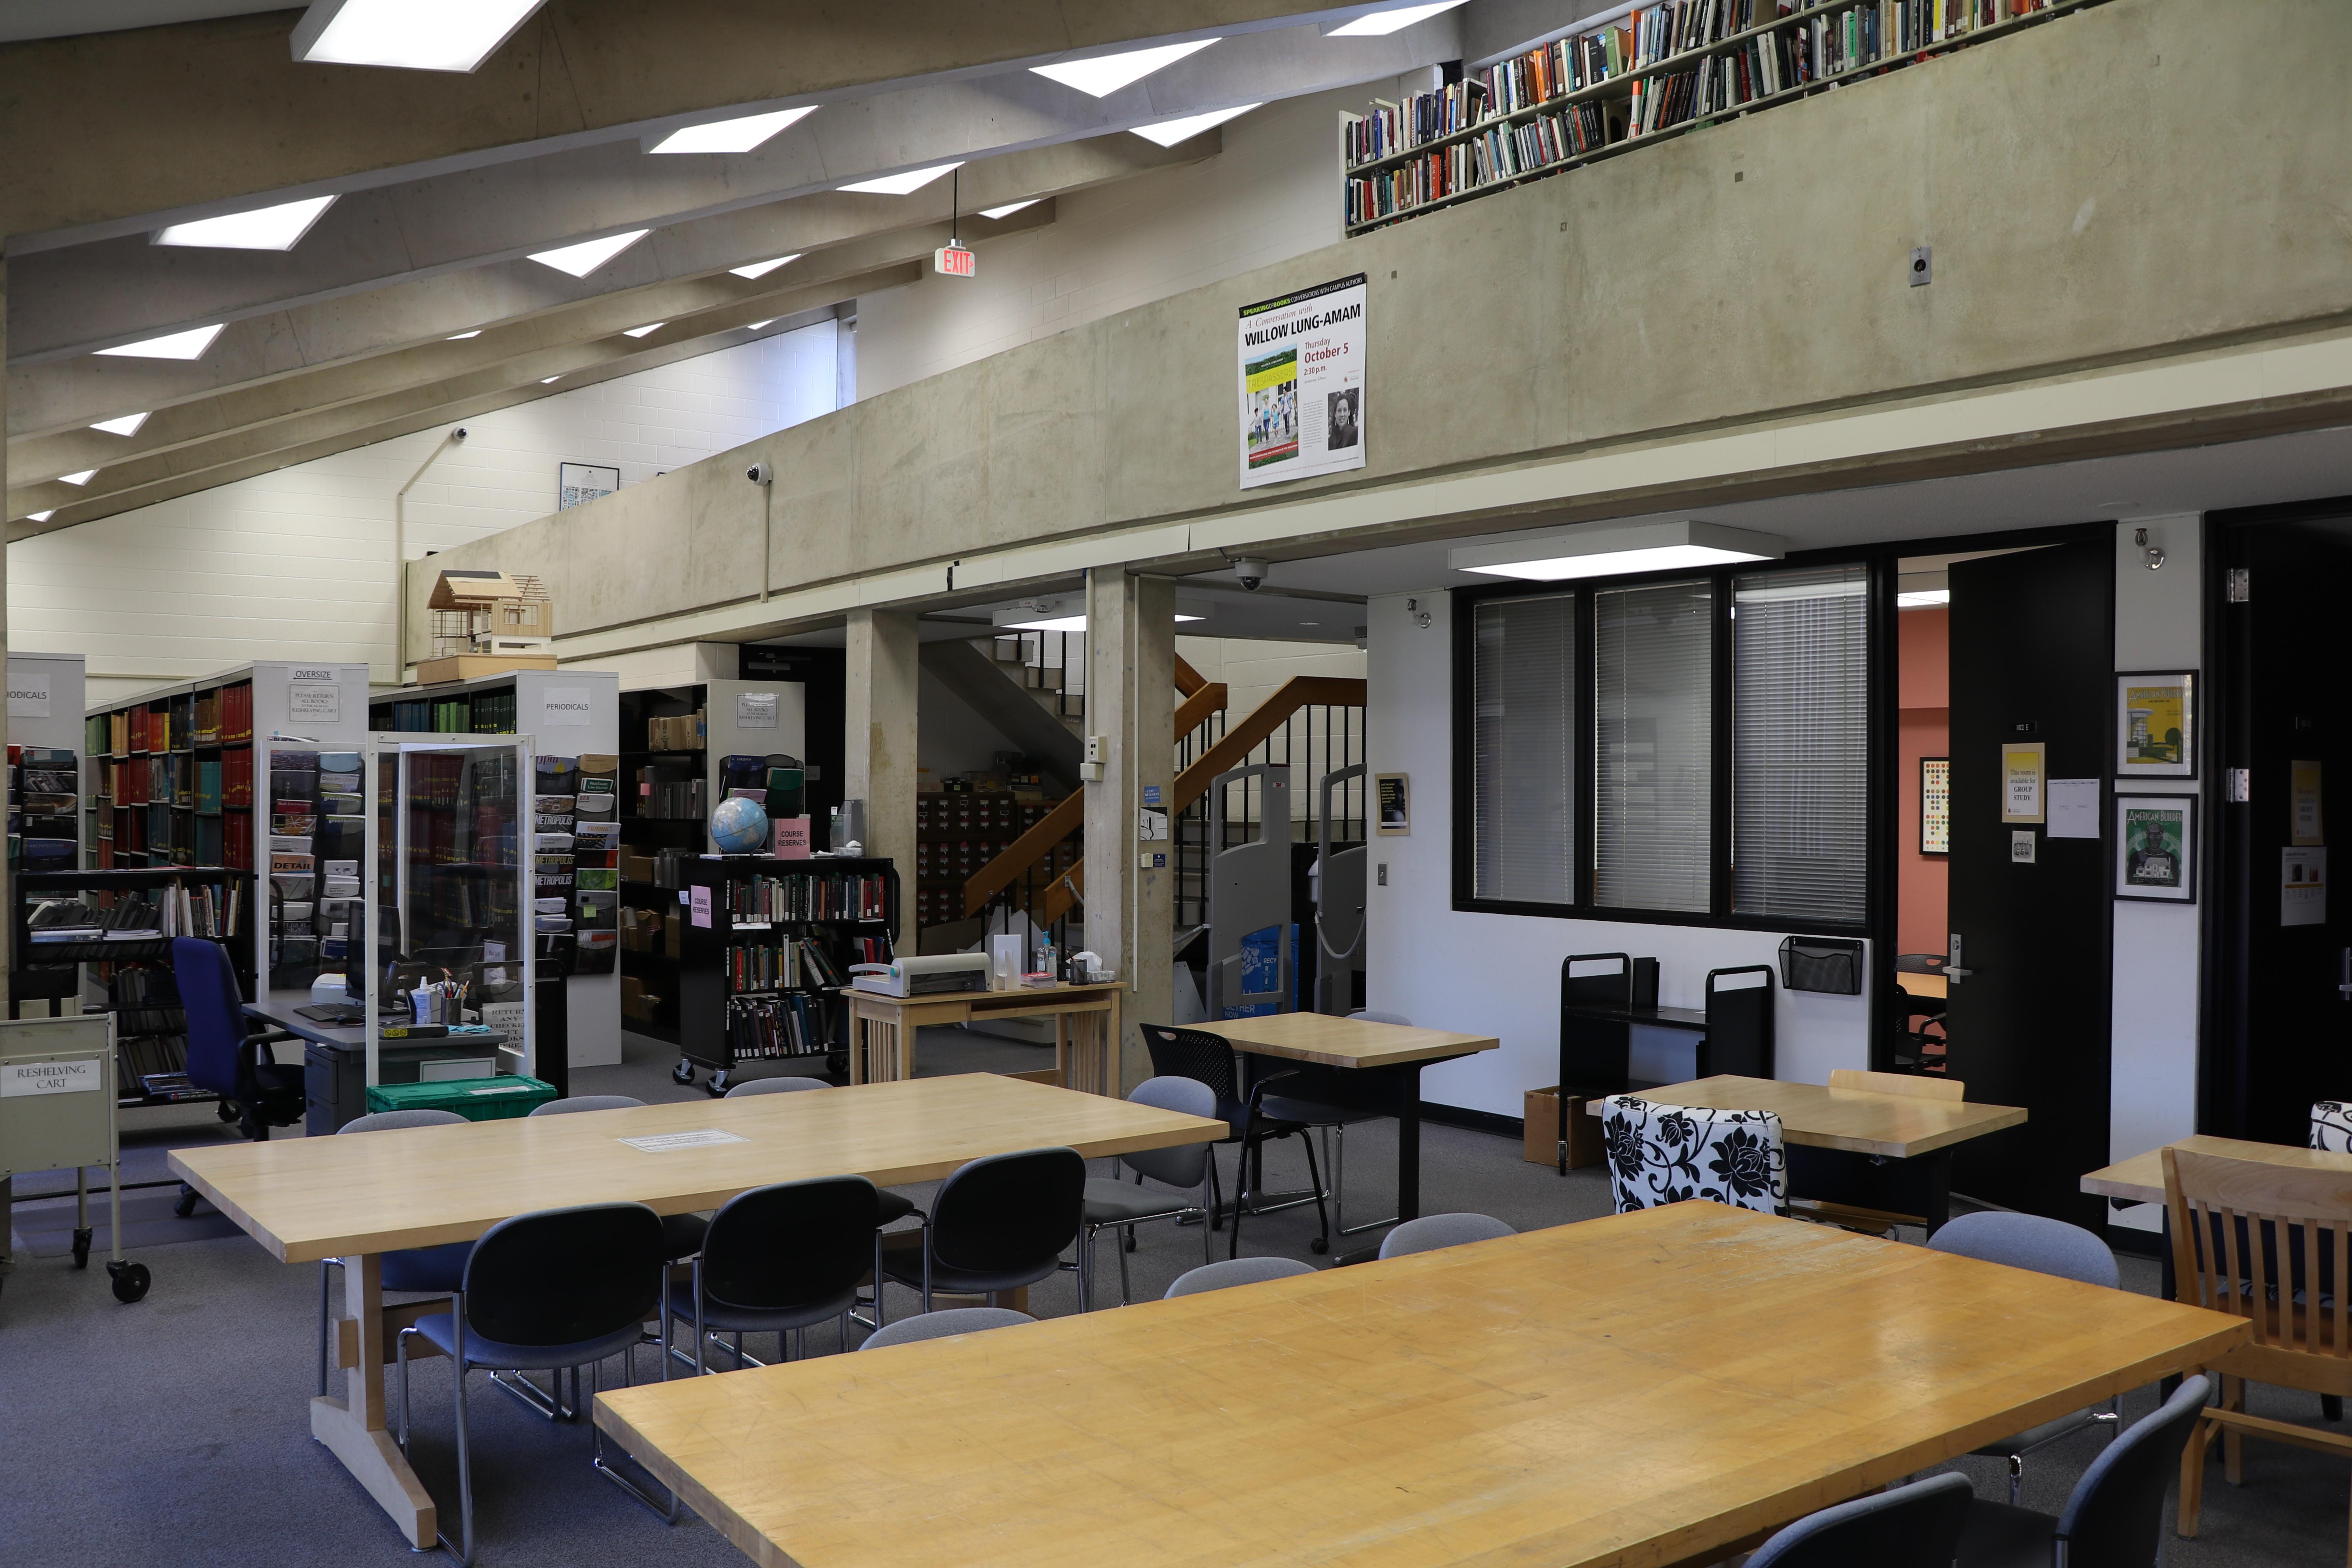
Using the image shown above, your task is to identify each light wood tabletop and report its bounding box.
[2082,1134,2352,1206]
[169,1072,1227,1264]
[1187,1011,1499,1069]
[1583,1074,2026,1159]
[1896,971,1949,999]
[597,1202,2244,1568]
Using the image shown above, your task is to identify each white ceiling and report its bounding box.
[0,1,285,44]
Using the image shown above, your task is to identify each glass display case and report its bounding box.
[360,734,534,1085]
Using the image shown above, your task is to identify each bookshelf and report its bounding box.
[674,856,898,1095]
[370,669,622,1067]
[11,653,85,880]
[1341,0,2102,235]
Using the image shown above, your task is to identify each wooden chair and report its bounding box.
[2162,1145,2352,1556]
[1788,1071,1966,1234]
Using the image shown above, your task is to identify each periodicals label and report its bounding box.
[1238,273,1366,490]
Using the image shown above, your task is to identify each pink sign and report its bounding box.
[772,816,811,859]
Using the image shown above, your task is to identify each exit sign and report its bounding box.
[934,244,976,278]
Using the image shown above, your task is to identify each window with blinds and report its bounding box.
[1471,593,1575,905]
[1593,581,1715,913]
[1731,565,1868,922]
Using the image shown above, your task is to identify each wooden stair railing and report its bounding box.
[1011,675,1367,926]
[960,679,1228,918]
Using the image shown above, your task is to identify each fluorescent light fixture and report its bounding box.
[291,0,547,73]
[622,322,665,338]
[154,194,337,251]
[992,603,1203,633]
[743,319,777,331]
[1031,38,1217,97]
[648,105,815,154]
[539,376,561,385]
[840,163,962,196]
[1131,103,1258,147]
[527,229,649,278]
[730,254,800,279]
[1897,588,1952,608]
[93,323,224,361]
[1448,521,1785,581]
[1325,2,1470,36]
[90,412,152,437]
[58,470,97,486]
[979,200,1039,220]
[447,329,481,339]
[27,510,54,523]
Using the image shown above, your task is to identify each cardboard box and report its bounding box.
[617,848,657,884]
[1524,1087,1601,1169]
[664,909,682,959]
[620,976,663,1022]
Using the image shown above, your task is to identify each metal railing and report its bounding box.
[1174,701,1365,932]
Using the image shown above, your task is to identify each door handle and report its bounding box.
[1946,935,1974,985]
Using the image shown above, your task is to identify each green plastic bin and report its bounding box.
[364,1074,555,1122]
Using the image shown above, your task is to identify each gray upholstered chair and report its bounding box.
[1930,1211,2122,1502]
[1164,1256,1316,1298]
[531,1094,708,1261]
[1601,1094,1788,1216]
[317,1107,471,1397]
[1955,1376,2212,1568]
[859,1306,1034,1350]
[1748,1472,1974,1568]
[1079,1075,1216,1308]
[1376,1212,1514,1260]
[531,1094,645,1115]
[725,1075,831,1097]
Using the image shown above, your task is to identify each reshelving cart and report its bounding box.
[0,1013,150,1302]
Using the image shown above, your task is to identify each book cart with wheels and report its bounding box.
[673,856,898,1096]
[0,1013,151,1303]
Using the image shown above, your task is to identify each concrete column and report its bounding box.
[843,608,919,949]
[1083,568,1174,1090]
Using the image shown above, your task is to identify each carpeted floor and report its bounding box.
[2,1029,2343,1566]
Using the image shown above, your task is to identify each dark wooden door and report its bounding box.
[1944,539,2112,1227]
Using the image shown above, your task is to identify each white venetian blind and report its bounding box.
[1731,564,1867,922]
[1472,593,1575,904]
[1593,580,1715,913]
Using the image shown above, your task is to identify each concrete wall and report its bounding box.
[412,0,2352,658]
[12,323,839,690]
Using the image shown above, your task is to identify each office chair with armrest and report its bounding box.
[173,936,304,1143]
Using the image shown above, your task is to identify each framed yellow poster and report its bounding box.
[2001,741,2045,825]
[2292,759,2323,846]
[2116,670,2195,778]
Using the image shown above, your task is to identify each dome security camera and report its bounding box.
[746,461,771,485]
[1232,557,1268,591]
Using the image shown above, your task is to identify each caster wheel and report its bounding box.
[172,1185,199,1219]
[826,1052,848,1078]
[705,1071,732,1098]
[1123,1233,1137,1253]
[215,1101,238,1122]
[1309,1238,1329,1255]
[671,1058,696,1087]
[107,1261,151,1303]
[71,1228,92,1269]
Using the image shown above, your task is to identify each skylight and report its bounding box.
[528,230,650,278]
[154,194,338,251]
[979,200,1039,220]
[93,325,224,361]
[291,0,548,73]
[1325,2,1470,36]
[59,470,96,486]
[1131,104,1258,147]
[27,511,54,523]
[1030,39,1218,97]
[90,413,151,437]
[840,164,963,196]
[622,323,665,338]
[447,330,482,340]
[730,255,800,279]
[648,105,816,154]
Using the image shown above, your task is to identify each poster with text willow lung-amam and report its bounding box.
[1238,273,1365,490]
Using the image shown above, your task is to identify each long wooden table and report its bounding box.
[1186,1012,1498,1261]
[167,1073,1227,1550]
[597,1201,2245,1568]
[1586,1074,2027,1233]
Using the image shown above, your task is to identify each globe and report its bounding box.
[710,794,771,854]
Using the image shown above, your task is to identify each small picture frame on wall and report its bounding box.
[1375,772,1410,836]
[2115,794,2197,902]
[2116,670,2196,779]
[1919,757,1950,855]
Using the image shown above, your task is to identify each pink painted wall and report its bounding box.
[1897,608,1949,958]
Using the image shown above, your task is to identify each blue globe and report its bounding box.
[710,794,771,854]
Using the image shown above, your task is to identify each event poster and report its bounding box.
[2115,796,2196,902]
[1238,274,1366,490]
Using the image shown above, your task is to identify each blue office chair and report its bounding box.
[173,935,305,1143]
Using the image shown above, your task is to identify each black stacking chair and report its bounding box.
[1956,1375,2212,1568]
[878,1147,1084,1314]
[316,1108,472,1397]
[1749,1472,1974,1568]
[664,1175,880,1372]
[1138,1023,1332,1259]
[396,1202,675,1566]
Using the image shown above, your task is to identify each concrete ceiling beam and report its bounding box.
[0,0,1369,242]
[7,20,1448,358]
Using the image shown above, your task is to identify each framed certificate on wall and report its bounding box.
[1920,757,1950,855]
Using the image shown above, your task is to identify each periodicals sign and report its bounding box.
[1237,273,1366,490]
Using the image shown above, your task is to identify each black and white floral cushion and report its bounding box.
[2313,1100,2352,1154]
[1602,1095,1788,1217]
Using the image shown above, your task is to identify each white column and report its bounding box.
[1083,569,1174,1090]
[844,608,920,949]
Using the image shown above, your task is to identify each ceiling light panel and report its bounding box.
[1326,2,1470,36]
[528,229,650,278]
[59,470,96,486]
[743,320,777,331]
[840,163,963,196]
[154,194,337,251]
[292,0,548,73]
[1448,521,1785,581]
[1031,38,1218,97]
[730,254,799,279]
[1131,104,1258,147]
[93,324,224,361]
[539,376,561,385]
[622,323,665,338]
[979,200,1039,220]
[648,105,816,154]
[90,413,151,437]
[27,511,54,524]
[447,330,481,339]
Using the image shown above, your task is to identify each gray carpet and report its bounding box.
[0,1032,2342,1566]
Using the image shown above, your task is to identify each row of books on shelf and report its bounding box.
[98,686,255,755]
[636,771,708,821]
[12,746,79,870]
[375,689,521,734]
[26,882,244,943]
[118,1032,191,1089]
[722,873,890,925]
[724,993,838,1060]
[722,937,851,996]
[645,711,706,751]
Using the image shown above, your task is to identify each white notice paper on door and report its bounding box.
[289,682,341,723]
[619,1129,749,1153]
[2046,779,2100,838]
[2284,846,2327,927]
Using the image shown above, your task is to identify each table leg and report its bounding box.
[1054,1013,1070,1088]
[849,1009,869,1085]
[1920,1150,1953,1239]
[895,1015,916,1081]
[309,1251,437,1549]
[1336,1065,1421,1268]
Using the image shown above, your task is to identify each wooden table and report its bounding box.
[1187,1012,1497,1262]
[1588,1074,2027,1233]
[844,981,1123,1094]
[167,1073,1225,1550]
[597,1201,2245,1568]
[2083,1134,2352,1206]
[1896,971,1949,999]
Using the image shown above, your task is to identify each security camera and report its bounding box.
[1232,557,1268,592]
[746,461,771,485]
[451,426,469,441]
